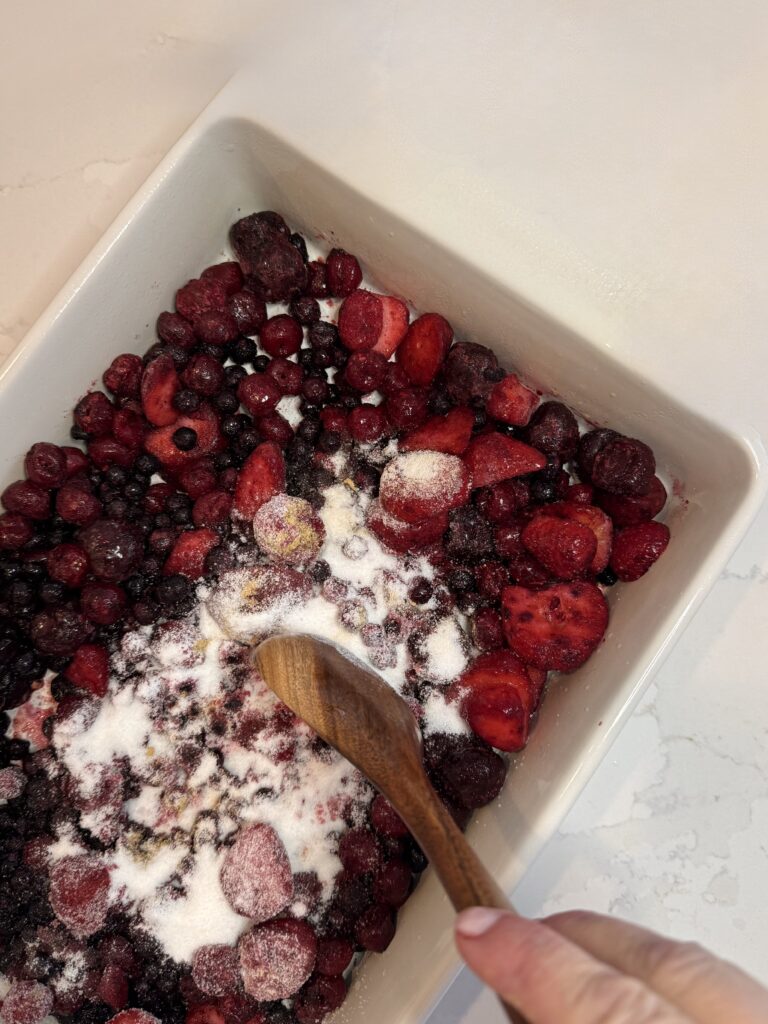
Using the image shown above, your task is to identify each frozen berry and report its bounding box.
[2,480,51,520]
[173,427,198,451]
[228,290,267,335]
[523,401,579,458]
[379,452,470,524]
[348,404,386,443]
[354,904,395,953]
[183,354,226,396]
[74,391,115,437]
[220,823,293,922]
[79,520,143,581]
[49,854,111,937]
[81,582,128,625]
[396,313,453,387]
[201,260,244,294]
[237,374,281,417]
[343,351,387,393]
[24,443,67,489]
[191,944,241,997]
[266,357,303,396]
[252,495,325,566]
[326,248,363,296]
[293,975,347,1023]
[441,342,499,405]
[30,606,92,656]
[590,436,656,496]
[0,980,53,1024]
[0,512,34,549]
[239,919,317,1001]
[157,311,196,348]
[245,240,308,302]
[609,521,670,581]
[195,309,239,347]
[338,829,381,876]
[260,314,303,358]
[315,938,354,977]
[176,277,227,325]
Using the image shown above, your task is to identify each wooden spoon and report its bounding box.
[254,632,527,1024]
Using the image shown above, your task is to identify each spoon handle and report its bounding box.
[403,783,529,1024]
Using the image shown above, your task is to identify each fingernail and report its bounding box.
[455,907,505,937]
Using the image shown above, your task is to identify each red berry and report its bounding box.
[227,290,267,334]
[306,260,329,298]
[232,442,286,518]
[354,904,395,953]
[237,374,281,417]
[315,937,354,976]
[257,411,294,446]
[30,607,92,656]
[464,432,546,488]
[338,829,381,876]
[65,643,110,697]
[610,521,670,581]
[0,512,33,549]
[379,362,410,396]
[338,290,409,356]
[370,795,409,839]
[0,981,53,1024]
[191,944,241,997]
[164,529,220,580]
[106,1012,161,1024]
[475,560,510,600]
[143,404,224,471]
[97,963,129,1011]
[348,404,386,443]
[542,502,614,575]
[79,520,143,582]
[1,480,50,520]
[475,479,530,525]
[192,492,230,529]
[379,452,470,524]
[319,407,348,436]
[194,309,239,346]
[182,353,226,396]
[74,391,115,436]
[260,314,303,358]
[238,919,317,1001]
[293,975,347,1023]
[521,516,597,580]
[49,854,111,937]
[81,583,128,625]
[220,823,293,921]
[178,460,218,499]
[396,313,453,386]
[487,374,539,426]
[266,356,304,395]
[61,446,91,477]
[201,260,244,295]
[366,500,448,554]
[141,354,181,427]
[24,442,67,489]
[567,482,595,505]
[87,437,136,470]
[343,350,387,392]
[56,483,102,526]
[524,401,580,458]
[464,682,528,752]
[472,607,505,651]
[113,408,146,452]
[325,248,363,296]
[383,387,429,432]
[176,277,227,324]
[595,475,667,527]
[143,482,174,514]
[241,240,307,302]
[399,406,474,456]
[157,311,196,348]
[501,582,609,672]
[373,858,411,907]
[103,354,143,398]
[590,436,656,496]
[442,341,499,404]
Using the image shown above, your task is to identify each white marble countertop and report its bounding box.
[2,2,767,1020]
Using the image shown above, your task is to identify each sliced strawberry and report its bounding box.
[610,521,670,581]
[143,404,224,472]
[395,313,453,386]
[521,515,596,580]
[524,664,548,711]
[163,529,219,579]
[542,502,613,574]
[338,290,409,354]
[501,582,609,672]
[464,683,529,752]
[595,475,667,527]
[141,354,180,427]
[464,432,546,488]
[487,374,539,426]
[399,407,475,455]
[452,649,539,715]
[366,500,448,553]
[65,643,110,698]
[379,451,470,524]
[232,442,286,519]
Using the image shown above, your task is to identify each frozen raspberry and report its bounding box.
[487,374,539,426]
[259,314,303,358]
[258,411,293,446]
[157,310,196,348]
[315,937,354,978]
[49,854,111,937]
[523,401,579,458]
[0,981,53,1024]
[445,506,495,562]
[609,521,670,581]
[354,904,395,953]
[1,480,51,520]
[441,341,499,404]
[237,374,282,417]
[220,823,293,922]
[74,391,115,436]
[338,829,381,876]
[65,643,111,696]
[325,248,363,296]
[238,919,317,1001]
[0,512,34,549]
[201,260,244,294]
[176,277,228,325]
[103,354,143,398]
[79,519,143,581]
[185,1005,226,1024]
[590,436,656,496]
[293,975,347,1023]
[24,442,67,489]
[192,944,241,997]
[30,606,92,656]
[379,452,470,524]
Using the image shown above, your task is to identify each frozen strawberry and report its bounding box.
[399,406,475,456]
[338,290,409,355]
[220,823,293,922]
[176,277,228,325]
[379,452,470,524]
[463,682,528,752]
[315,937,355,976]
[367,500,448,553]
[49,854,111,937]
[106,1013,161,1024]
[238,919,317,1001]
[487,374,539,426]
[252,495,325,566]
[0,981,53,1024]
[192,945,241,997]
[453,649,540,716]
[567,482,594,505]
[595,475,667,527]
[501,582,609,672]
[232,442,286,519]
[113,408,146,452]
[65,643,110,697]
[144,403,224,472]
[163,529,220,579]
[543,502,613,574]
[185,1007,225,1024]
[464,432,546,488]
[141,354,180,427]
[521,515,596,580]
[396,313,453,386]
[325,248,363,296]
[610,521,670,581]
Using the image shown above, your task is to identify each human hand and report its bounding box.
[455,907,768,1023]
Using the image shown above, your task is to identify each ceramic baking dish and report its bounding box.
[1,76,765,1022]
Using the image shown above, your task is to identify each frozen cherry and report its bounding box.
[348,404,386,443]
[326,248,363,297]
[434,741,506,810]
[373,859,411,907]
[183,353,226,396]
[306,260,329,298]
[260,314,303,358]
[2,480,51,520]
[370,795,410,839]
[79,519,143,581]
[228,290,267,335]
[266,357,304,395]
[354,904,395,953]
[290,296,321,325]
[74,391,115,437]
[80,582,128,625]
[104,353,143,397]
[0,512,33,549]
[384,387,429,432]
[576,428,620,481]
[192,944,241,997]
[472,607,505,651]
[237,374,281,417]
[338,829,381,876]
[56,483,102,526]
[157,311,196,348]
[0,980,53,1024]
[293,975,347,1023]
[343,351,387,393]
[24,442,67,489]
[524,401,579,458]
[591,436,656,496]
[315,938,354,977]
[195,309,239,347]
[176,277,227,325]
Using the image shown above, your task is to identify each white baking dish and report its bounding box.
[1,75,765,1022]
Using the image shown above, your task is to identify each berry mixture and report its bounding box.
[0,211,671,1024]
